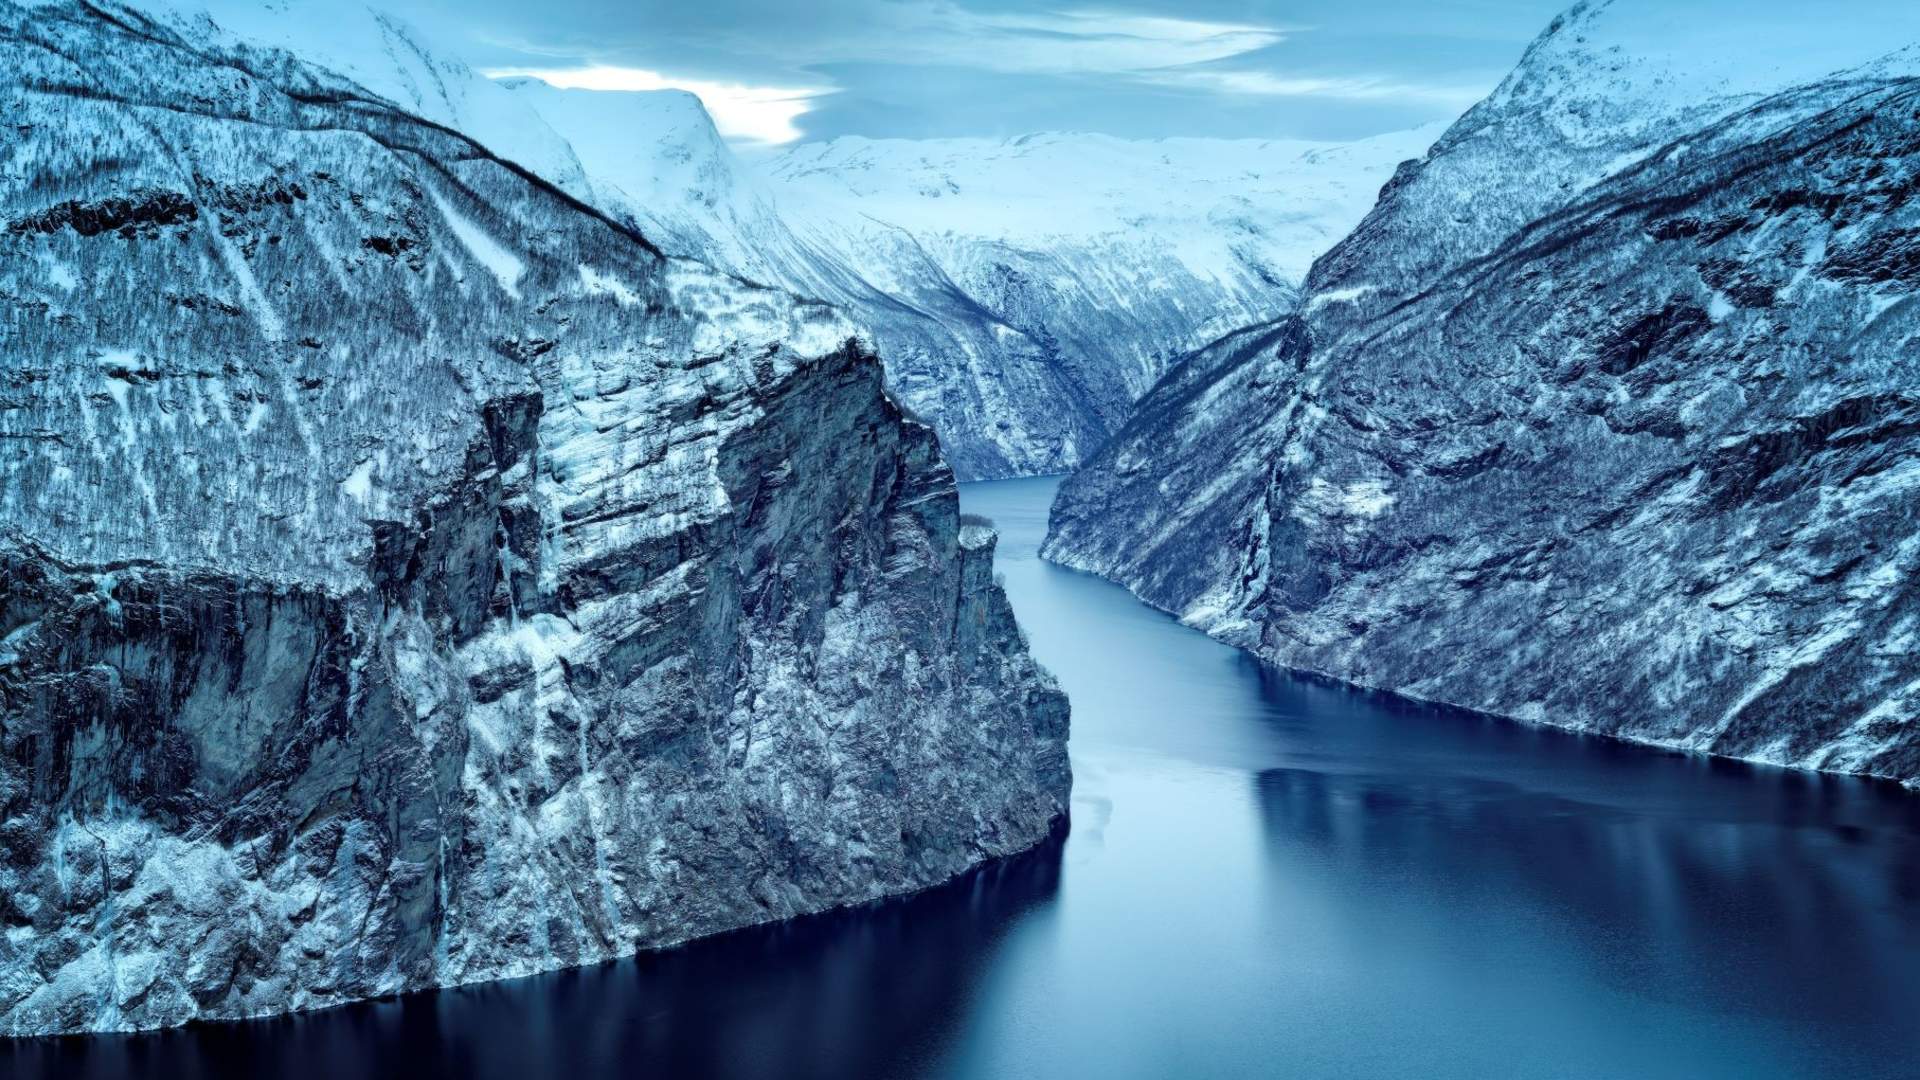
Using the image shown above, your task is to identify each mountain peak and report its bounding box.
[118,0,595,199]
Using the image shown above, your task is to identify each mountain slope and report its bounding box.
[499,75,1437,478]
[494,79,797,286]
[142,0,596,200]
[1046,0,1920,782]
[0,0,1066,1034]
[762,128,1444,478]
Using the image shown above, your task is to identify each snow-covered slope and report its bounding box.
[0,0,1066,1034]
[494,78,806,290]
[139,0,595,201]
[1047,0,1920,782]
[762,128,1443,478]
[766,131,1436,290]
[498,75,1438,478]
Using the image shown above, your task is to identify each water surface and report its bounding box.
[13,475,1920,1078]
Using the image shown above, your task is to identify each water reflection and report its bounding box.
[6,830,1064,1080]
[1252,736,1920,1049]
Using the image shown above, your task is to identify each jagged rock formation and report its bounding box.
[1047,0,1920,782]
[500,78,1438,479]
[0,0,1068,1034]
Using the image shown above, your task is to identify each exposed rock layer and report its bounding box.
[0,0,1067,1034]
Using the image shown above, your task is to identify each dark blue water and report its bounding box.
[13,475,1920,1078]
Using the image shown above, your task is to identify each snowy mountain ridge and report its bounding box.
[1046,0,1920,783]
[499,74,1441,477]
[132,0,597,203]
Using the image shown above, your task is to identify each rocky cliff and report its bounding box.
[1047,0,1920,782]
[0,0,1067,1034]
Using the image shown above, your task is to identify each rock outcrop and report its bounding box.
[1047,0,1920,782]
[0,0,1067,1034]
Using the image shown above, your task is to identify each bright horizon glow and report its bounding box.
[484,65,828,144]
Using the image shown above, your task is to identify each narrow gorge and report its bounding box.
[6,0,1920,1072]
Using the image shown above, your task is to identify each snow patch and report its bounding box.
[1307,285,1373,314]
[1339,480,1396,517]
[340,458,375,500]
[38,251,78,292]
[578,265,640,306]
[428,188,524,298]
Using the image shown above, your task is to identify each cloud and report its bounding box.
[1153,69,1489,107]
[903,7,1288,74]
[483,5,1292,145]
[485,66,828,144]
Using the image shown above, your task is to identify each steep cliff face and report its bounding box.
[0,0,1068,1035]
[500,76,1438,479]
[1047,0,1920,782]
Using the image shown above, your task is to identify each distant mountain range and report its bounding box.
[499,80,1438,477]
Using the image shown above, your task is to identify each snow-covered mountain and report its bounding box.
[762,130,1445,478]
[766,131,1426,291]
[498,78,1439,478]
[1047,0,1920,782]
[0,0,1066,1034]
[493,79,798,285]
[114,3,1437,480]
[138,0,597,201]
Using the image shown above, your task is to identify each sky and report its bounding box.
[393,0,1573,146]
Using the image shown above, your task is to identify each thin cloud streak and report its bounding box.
[1152,68,1490,107]
[927,8,1288,73]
